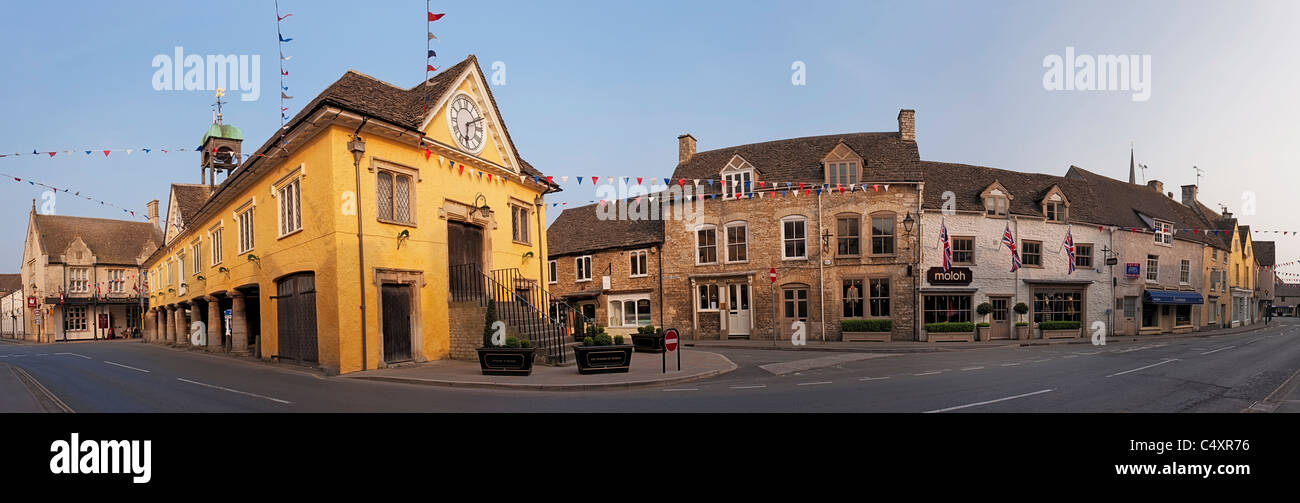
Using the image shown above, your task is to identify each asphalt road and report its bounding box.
[1,318,1297,412]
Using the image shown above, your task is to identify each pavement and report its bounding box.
[686,320,1272,353]
[346,349,737,391]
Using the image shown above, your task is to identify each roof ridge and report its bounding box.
[35,213,155,226]
[693,131,894,156]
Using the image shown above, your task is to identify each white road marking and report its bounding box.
[1073,350,1101,355]
[104,361,150,373]
[1106,359,1180,378]
[797,381,833,386]
[729,385,766,389]
[1000,362,1021,366]
[960,366,985,371]
[1062,354,1079,359]
[661,388,698,392]
[913,371,942,376]
[55,352,92,360]
[924,389,1054,413]
[176,378,292,404]
[1200,346,1236,355]
[859,376,890,381]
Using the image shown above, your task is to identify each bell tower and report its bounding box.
[201,88,244,186]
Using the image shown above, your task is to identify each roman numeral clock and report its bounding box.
[447,94,486,153]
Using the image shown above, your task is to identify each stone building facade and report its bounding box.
[659,110,924,341]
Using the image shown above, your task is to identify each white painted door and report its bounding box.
[727,283,751,337]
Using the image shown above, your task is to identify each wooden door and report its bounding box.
[381,284,413,363]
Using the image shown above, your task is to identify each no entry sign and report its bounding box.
[769,267,777,283]
[664,328,679,352]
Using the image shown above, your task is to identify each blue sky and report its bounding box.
[1,0,1297,270]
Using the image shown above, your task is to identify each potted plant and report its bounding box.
[976,302,993,341]
[925,322,977,343]
[572,325,633,374]
[1040,320,1082,339]
[476,299,537,376]
[631,324,666,353]
[1013,303,1031,339]
[841,319,892,342]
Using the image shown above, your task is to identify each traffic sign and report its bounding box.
[769,267,777,283]
[664,328,679,352]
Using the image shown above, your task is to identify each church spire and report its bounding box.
[1129,146,1135,184]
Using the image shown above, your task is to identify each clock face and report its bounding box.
[447,95,486,153]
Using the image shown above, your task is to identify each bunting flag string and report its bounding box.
[424,3,444,114]
[0,147,277,159]
[0,171,147,220]
[275,0,293,138]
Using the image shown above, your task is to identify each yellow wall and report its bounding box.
[146,72,549,374]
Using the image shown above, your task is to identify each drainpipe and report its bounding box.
[349,118,370,371]
[914,182,923,341]
[817,192,825,342]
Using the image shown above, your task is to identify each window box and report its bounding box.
[1039,320,1082,339]
[841,319,891,342]
[925,322,976,343]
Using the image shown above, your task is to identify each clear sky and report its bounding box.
[1,0,1297,272]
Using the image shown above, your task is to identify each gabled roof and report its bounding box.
[546,203,664,257]
[1254,240,1275,267]
[671,132,921,184]
[1239,225,1252,245]
[1064,166,1218,245]
[170,184,214,226]
[33,214,163,265]
[921,162,1105,223]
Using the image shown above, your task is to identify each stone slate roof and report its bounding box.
[34,214,163,265]
[920,161,1106,224]
[1254,240,1275,267]
[1065,167,1218,245]
[0,274,21,295]
[547,202,664,257]
[670,132,921,185]
[170,184,213,225]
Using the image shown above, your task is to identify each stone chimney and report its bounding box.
[678,134,696,163]
[1181,184,1198,206]
[1147,180,1163,194]
[898,109,916,141]
[147,200,160,229]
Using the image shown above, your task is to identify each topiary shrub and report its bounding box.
[842,319,892,332]
[976,322,991,328]
[504,336,522,348]
[583,336,595,346]
[482,299,498,347]
[1015,321,1029,327]
[976,302,993,317]
[613,335,625,345]
[1013,303,1029,315]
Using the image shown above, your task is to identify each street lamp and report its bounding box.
[474,193,493,218]
[348,135,366,167]
[902,212,915,234]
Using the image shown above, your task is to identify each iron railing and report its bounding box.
[449,264,593,364]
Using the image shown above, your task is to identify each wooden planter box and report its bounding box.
[843,331,890,342]
[928,332,976,343]
[1042,328,1081,339]
[573,345,634,374]
[631,332,666,353]
[476,347,538,376]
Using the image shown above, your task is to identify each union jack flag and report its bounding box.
[938,218,952,272]
[1063,225,1076,274]
[1001,223,1021,272]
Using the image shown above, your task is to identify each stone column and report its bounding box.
[163,305,174,345]
[229,291,249,355]
[176,302,191,347]
[143,308,153,342]
[150,308,160,343]
[205,296,223,351]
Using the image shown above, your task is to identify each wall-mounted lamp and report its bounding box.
[474,193,493,218]
[347,135,366,167]
[902,212,915,234]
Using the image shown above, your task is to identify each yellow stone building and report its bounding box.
[143,56,558,374]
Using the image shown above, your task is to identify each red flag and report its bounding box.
[427,65,437,72]
[678,179,685,187]
[428,12,445,21]
[458,165,464,175]
[487,173,493,182]
[636,177,643,185]
[103,150,111,157]
[546,176,554,185]
[424,148,432,160]
[47,152,55,157]
[592,176,599,184]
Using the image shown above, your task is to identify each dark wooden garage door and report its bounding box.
[276,272,318,364]
[381,283,413,363]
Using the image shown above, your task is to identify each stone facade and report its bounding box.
[547,244,664,338]
[448,301,486,361]
[661,184,921,341]
[1109,227,1205,335]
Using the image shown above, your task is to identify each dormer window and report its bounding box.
[1045,202,1064,222]
[1153,219,1173,246]
[821,142,863,186]
[1041,185,1070,223]
[721,155,756,199]
[980,182,1012,218]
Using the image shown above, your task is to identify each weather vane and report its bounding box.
[212,88,227,125]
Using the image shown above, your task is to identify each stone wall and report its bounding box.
[448,301,486,361]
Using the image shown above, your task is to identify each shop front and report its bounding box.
[1141,289,1202,334]
[1027,281,1089,339]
